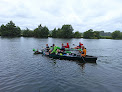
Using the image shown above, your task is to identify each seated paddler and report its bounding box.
[74,42,83,49]
[65,43,70,48]
[80,46,86,57]
[49,44,58,54]
[60,43,65,51]
[45,44,50,52]
[57,43,65,53]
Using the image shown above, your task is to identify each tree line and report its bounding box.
[0,21,122,39]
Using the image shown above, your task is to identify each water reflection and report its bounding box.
[78,63,86,70]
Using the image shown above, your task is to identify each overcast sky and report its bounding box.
[0,0,122,32]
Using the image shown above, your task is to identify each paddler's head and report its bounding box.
[82,46,85,50]
[53,44,55,47]
[79,42,81,45]
[62,43,64,46]
[46,44,48,46]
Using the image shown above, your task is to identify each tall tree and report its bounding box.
[74,31,82,38]
[23,28,34,37]
[111,30,120,39]
[34,24,49,38]
[93,31,100,39]
[57,28,63,38]
[61,24,73,38]
[83,29,94,39]
[41,26,49,38]
[52,28,57,38]
[0,21,21,36]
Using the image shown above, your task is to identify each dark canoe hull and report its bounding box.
[33,49,97,63]
[49,54,97,63]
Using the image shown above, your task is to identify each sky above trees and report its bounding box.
[0,0,122,32]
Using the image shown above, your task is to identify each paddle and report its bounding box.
[81,56,86,63]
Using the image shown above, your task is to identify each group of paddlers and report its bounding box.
[44,42,86,57]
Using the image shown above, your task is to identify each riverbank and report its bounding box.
[1,35,121,39]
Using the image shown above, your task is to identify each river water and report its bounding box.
[0,37,122,92]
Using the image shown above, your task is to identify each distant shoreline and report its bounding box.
[1,36,121,40]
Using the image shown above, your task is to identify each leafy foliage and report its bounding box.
[52,28,58,38]
[83,29,94,39]
[100,31,111,36]
[61,25,73,38]
[120,32,122,39]
[1,21,122,39]
[52,25,73,38]
[23,28,34,37]
[93,31,100,39]
[83,29,100,39]
[34,24,49,38]
[111,30,122,39]
[73,31,82,38]
[0,21,21,37]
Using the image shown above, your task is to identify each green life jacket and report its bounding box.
[51,46,58,54]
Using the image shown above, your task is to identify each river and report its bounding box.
[0,37,122,92]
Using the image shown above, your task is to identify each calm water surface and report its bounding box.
[0,37,122,92]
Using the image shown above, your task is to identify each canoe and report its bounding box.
[33,49,97,63]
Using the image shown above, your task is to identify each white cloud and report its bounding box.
[0,0,122,32]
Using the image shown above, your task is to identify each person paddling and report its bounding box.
[49,44,58,54]
[74,42,83,49]
[45,44,50,52]
[65,43,70,48]
[80,46,86,57]
[60,43,65,51]
[57,43,65,53]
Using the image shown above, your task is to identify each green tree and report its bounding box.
[57,28,63,38]
[41,26,49,38]
[0,21,21,37]
[120,32,122,39]
[111,30,120,39]
[0,25,3,36]
[93,31,100,39]
[52,28,57,38]
[61,24,73,38]
[34,24,49,38]
[83,29,94,39]
[74,31,82,38]
[34,24,43,37]
[23,28,34,37]
[48,31,52,37]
